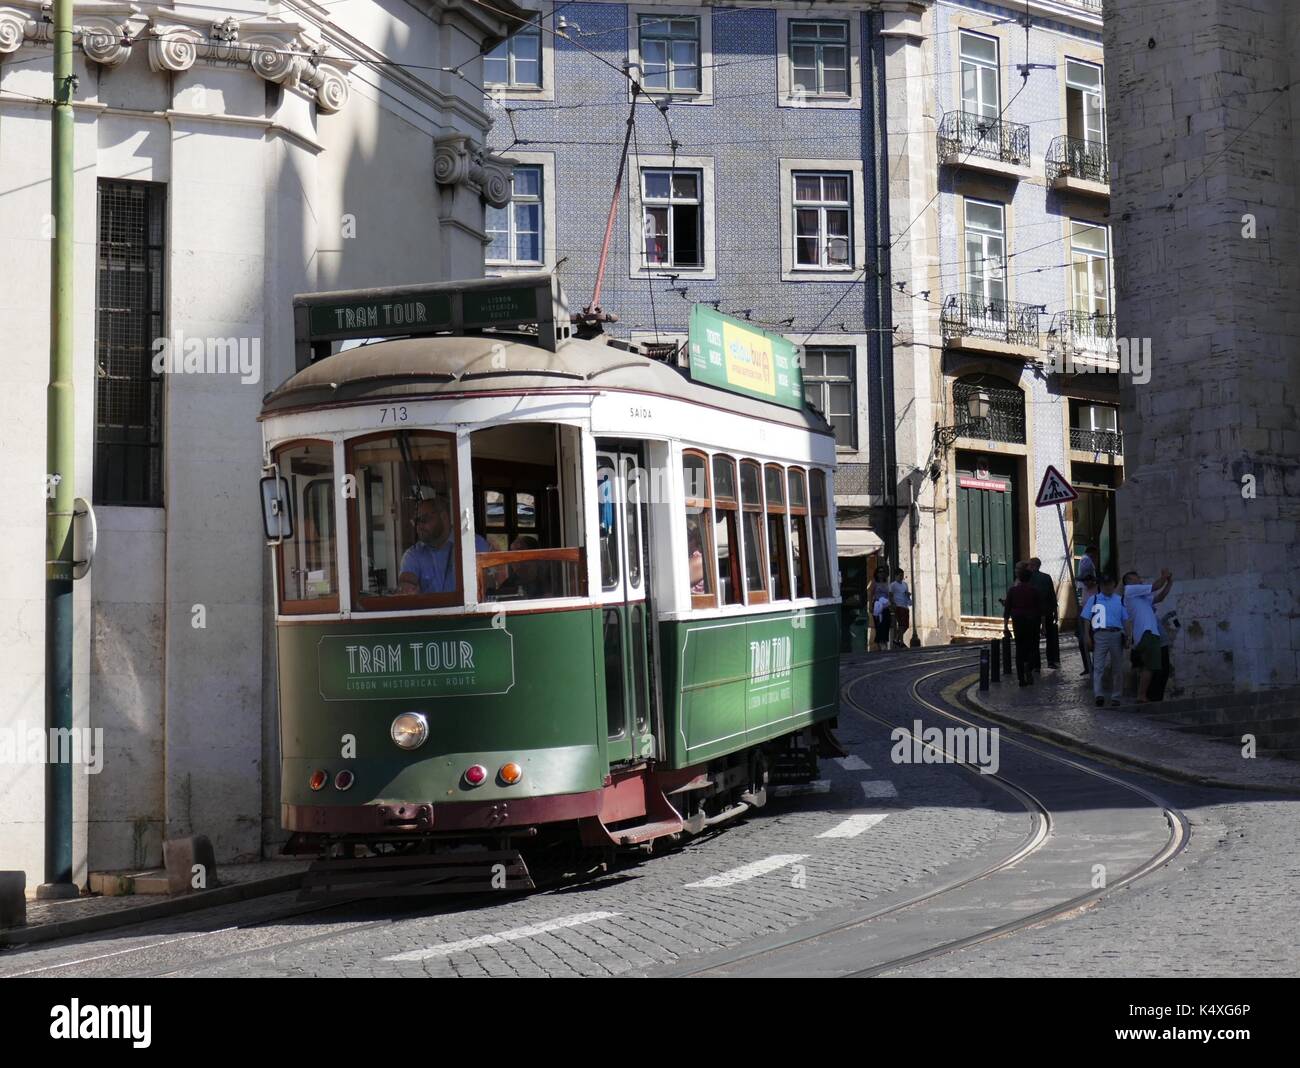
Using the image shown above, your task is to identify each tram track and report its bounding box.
[6,649,1189,979]
[670,651,1189,977]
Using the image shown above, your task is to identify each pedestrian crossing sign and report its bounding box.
[1035,464,1078,507]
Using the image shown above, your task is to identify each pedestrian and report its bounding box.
[1083,573,1128,707]
[1028,557,1057,669]
[890,568,912,648]
[1122,568,1174,703]
[1149,593,1180,701]
[1003,565,1042,686]
[1076,544,1098,601]
[1076,573,1098,675]
[865,566,890,651]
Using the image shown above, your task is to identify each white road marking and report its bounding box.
[817,813,889,839]
[860,780,899,799]
[383,911,619,962]
[770,779,830,797]
[685,854,808,889]
[835,755,872,771]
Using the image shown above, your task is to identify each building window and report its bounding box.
[487,165,543,265]
[1070,221,1110,317]
[639,16,700,93]
[1066,59,1105,147]
[94,179,165,507]
[642,168,702,267]
[485,21,542,88]
[803,346,856,448]
[1073,401,1118,434]
[789,20,849,97]
[793,172,852,269]
[959,30,999,119]
[965,199,1006,305]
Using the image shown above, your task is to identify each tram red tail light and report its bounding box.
[464,764,488,787]
[334,770,354,791]
[309,770,328,791]
[499,762,523,785]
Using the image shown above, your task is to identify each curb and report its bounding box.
[955,677,1300,796]
[0,871,304,949]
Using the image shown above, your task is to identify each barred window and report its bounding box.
[94,179,165,506]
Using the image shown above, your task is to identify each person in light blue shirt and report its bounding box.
[1122,568,1174,703]
[398,496,489,595]
[1083,573,1129,706]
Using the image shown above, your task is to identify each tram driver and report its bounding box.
[398,495,490,595]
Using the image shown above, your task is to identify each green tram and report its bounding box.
[259,274,841,892]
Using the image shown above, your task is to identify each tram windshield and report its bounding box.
[470,423,587,602]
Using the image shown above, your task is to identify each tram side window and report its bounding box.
[810,469,832,598]
[274,441,338,612]
[712,454,742,605]
[788,468,813,598]
[740,459,769,604]
[683,451,715,607]
[474,424,588,602]
[348,430,462,609]
[765,464,791,600]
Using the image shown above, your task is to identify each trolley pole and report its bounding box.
[40,0,79,900]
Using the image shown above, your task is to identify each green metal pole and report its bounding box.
[39,0,78,900]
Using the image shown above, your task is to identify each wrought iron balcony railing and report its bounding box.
[1053,309,1117,351]
[1046,135,1109,185]
[938,111,1031,168]
[941,292,1042,348]
[1070,427,1123,454]
[953,380,1026,445]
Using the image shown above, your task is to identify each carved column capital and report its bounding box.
[435,134,516,208]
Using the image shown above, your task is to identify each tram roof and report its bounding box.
[259,332,833,435]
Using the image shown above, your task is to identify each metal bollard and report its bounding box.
[1002,633,1012,674]
[991,639,1001,682]
[979,646,990,691]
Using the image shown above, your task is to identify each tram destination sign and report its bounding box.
[293,273,567,368]
[316,627,515,701]
[687,305,804,411]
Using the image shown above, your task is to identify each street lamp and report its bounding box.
[929,387,991,480]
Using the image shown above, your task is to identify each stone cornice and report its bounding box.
[434,133,515,208]
[0,2,356,112]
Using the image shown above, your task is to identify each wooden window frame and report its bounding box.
[711,453,743,606]
[346,428,463,612]
[810,468,832,599]
[273,438,341,616]
[787,466,814,599]
[739,458,769,605]
[684,449,717,609]
[765,463,792,601]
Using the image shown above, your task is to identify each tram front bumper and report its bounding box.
[283,789,605,835]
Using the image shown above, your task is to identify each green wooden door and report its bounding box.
[957,469,1015,617]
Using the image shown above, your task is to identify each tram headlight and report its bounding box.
[390,712,429,750]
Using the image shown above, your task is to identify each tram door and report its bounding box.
[595,443,656,766]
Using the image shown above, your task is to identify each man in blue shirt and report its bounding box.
[1123,568,1174,703]
[398,496,489,595]
[1083,573,1128,707]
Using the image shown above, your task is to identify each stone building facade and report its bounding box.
[1105,0,1300,693]
[0,0,522,887]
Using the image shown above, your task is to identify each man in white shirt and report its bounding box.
[1122,568,1173,703]
[1083,573,1128,707]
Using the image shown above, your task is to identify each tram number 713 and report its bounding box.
[379,405,409,423]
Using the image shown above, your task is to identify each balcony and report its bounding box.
[954,379,1026,445]
[1069,427,1123,456]
[942,293,1042,357]
[1048,310,1118,372]
[1046,135,1109,196]
[938,111,1032,180]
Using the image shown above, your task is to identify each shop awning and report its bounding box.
[835,528,884,558]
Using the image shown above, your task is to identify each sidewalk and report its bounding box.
[962,658,1300,794]
[2,858,309,948]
